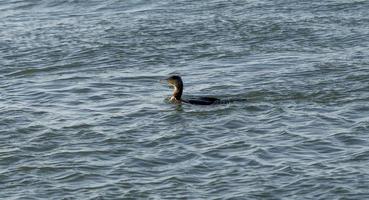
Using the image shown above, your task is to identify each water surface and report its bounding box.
[1,0,369,199]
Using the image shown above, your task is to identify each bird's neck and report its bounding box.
[172,85,183,101]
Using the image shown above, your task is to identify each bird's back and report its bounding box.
[183,97,220,105]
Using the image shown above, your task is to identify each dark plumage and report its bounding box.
[166,75,220,105]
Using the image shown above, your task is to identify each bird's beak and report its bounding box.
[160,77,170,85]
[159,79,166,84]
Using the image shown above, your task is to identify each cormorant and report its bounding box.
[166,75,221,105]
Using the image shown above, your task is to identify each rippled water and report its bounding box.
[1,0,369,199]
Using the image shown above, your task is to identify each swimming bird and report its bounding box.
[165,75,221,105]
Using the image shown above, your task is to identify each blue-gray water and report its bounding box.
[1,0,369,199]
